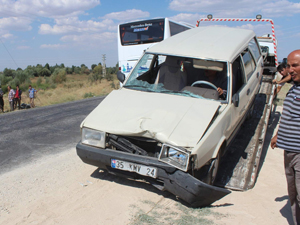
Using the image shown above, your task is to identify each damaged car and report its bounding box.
[76,26,263,207]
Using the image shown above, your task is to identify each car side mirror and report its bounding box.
[117,71,125,83]
[232,94,239,107]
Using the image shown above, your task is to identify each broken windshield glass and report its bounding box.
[124,79,205,99]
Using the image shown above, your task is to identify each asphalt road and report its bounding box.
[0,96,104,175]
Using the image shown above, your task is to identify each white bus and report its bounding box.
[118,18,194,77]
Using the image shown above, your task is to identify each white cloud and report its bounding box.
[102,9,150,22]
[40,44,67,49]
[169,0,300,18]
[60,32,116,48]
[39,17,115,35]
[17,45,30,50]
[1,33,13,39]
[237,23,273,36]
[0,0,100,18]
[170,13,206,26]
[0,17,32,32]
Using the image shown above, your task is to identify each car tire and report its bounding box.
[203,150,221,185]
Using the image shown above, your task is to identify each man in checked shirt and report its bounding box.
[7,85,15,112]
[271,49,300,225]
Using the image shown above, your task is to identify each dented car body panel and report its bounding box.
[82,88,220,147]
[77,26,263,206]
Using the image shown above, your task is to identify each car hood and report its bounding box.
[82,89,220,147]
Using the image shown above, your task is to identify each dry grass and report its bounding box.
[1,74,119,112]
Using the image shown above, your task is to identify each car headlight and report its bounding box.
[81,128,106,148]
[158,144,190,171]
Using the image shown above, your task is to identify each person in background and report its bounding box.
[204,69,227,99]
[273,63,292,96]
[14,85,22,110]
[28,85,37,108]
[0,87,4,112]
[7,85,15,111]
[271,49,300,225]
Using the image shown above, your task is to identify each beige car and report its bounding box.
[77,26,263,207]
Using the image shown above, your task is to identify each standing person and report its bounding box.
[0,87,4,112]
[7,85,15,111]
[14,85,22,110]
[271,49,300,225]
[28,85,37,108]
[273,63,292,96]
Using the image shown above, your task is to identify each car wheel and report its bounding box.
[203,150,221,185]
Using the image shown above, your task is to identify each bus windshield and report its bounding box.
[119,19,164,46]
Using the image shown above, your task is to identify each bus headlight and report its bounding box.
[158,144,190,171]
[81,128,106,148]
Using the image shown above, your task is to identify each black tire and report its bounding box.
[202,150,221,185]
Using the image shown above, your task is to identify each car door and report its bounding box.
[226,54,251,142]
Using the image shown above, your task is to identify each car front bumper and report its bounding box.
[76,142,230,207]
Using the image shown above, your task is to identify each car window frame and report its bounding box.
[248,37,262,62]
[241,48,256,81]
[231,54,247,97]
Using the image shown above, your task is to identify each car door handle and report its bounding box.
[257,72,260,78]
[247,88,250,95]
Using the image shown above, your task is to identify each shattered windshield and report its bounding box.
[123,53,228,101]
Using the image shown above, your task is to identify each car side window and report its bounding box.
[249,38,261,62]
[232,56,246,96]
[242,49,256,80]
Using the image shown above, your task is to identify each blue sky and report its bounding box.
[1,0,300,72]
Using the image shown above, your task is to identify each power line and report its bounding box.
[0,37,19,68]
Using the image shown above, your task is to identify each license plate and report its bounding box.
[111,159,157,178]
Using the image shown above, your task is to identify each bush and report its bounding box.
[39,68,51,77]
[36,77,43,86]
[51,68,67,84]
[88,73,103,84]
[105,73,113,81]
[1,85,8,93]
[110,82,116,89]
[83,92,94,98]
[45,77,51,84]
[0,74,13,86]
[14,70,32,84]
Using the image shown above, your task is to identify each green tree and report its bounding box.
[73,66,81,74]
[3,68,14,77]
[44,63,50,71]
[91,64,97,70]
[25,65,38,77]
[35,64,43,77]
[93,64,102,76]
[39,68,51,77]
[51,68,66,84]
[65,67,73,74]
[81,65,89,74]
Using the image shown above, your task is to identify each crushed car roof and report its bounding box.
[146,26,255,62]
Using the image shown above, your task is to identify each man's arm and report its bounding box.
[270,132,278,149]
[276,74,292,85]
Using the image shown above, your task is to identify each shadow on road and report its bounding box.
[275,195,294,225]
[257,104,281,177]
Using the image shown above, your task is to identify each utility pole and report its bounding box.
[102,54,106,78]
